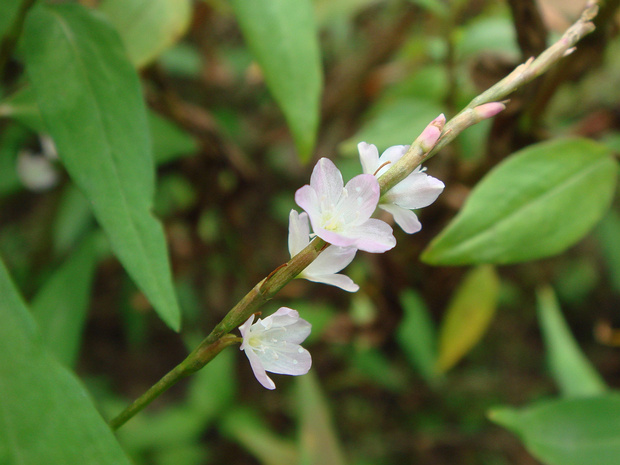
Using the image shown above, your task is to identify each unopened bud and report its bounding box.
[417,113,446,152]
[473,102,506,121]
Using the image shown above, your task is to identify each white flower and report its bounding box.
[288,210,359,292]
[359,143,444,234]
[295,157,396,253]
[239,307,312,390]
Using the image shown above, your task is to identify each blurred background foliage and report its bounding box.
[1,0,619,464]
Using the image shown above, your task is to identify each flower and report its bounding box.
[295,158,396,253]
[288,210,359,292]
[239,307,312,390]
[358,143,444,234]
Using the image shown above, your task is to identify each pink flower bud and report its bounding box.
[417,113,446,152]
[473,102,506,120]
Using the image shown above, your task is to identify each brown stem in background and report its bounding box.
[507,0,549,60]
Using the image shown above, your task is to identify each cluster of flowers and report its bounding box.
[239,122,446,389]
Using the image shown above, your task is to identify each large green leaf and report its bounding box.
[490,394,620,465]
[436,265,500,372]
[98,0,192,68]
[23,4,181,330]
[537,286,606,397]
[0,256,132,465]
[422,138,618,265]
[30,233,103,368]
[230,0,322,160]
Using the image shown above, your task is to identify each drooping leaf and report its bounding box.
[30,233,102,367]
[220,407,299,465]
[230,0,322,160]
[296,372,347,465]
[537,286,606,397]
[0,256,132,465]
[436,265,500,372]
[490,394,620,465]
[396,289,440,383]
[23,3,181,330]
[422,138,618,265]
[98,0,192,68]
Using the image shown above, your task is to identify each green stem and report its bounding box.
[109,0,600,431]
[0,0,38,79]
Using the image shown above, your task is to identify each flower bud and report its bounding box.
[473,102,506,121]
[416,113,446,152]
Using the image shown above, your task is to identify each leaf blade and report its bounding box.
[422,138,618,265]
[0,256,132,465]
[23,3,180,330]
[230,0,322,160]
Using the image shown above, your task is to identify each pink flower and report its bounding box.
[359,143,444,234]
[288,210,359,292]
[239,308,312,390]
[295,158,396,253]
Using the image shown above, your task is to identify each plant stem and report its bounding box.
[110,0,600,430]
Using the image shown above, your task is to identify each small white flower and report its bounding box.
[359,143,445,234]
[295,157,396,253]
[239,307,312,390]
[288,210,359,292]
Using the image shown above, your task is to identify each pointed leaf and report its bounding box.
[422,138,618,265]
[23,4,181,330]
[30,233,102,367]
[98,0,192,68]
[436,265,500,372]
[0,256,132,465]
[537,286,606,397]
[296,372,347,465]
[230,0,322,160]
[489,394,620,465]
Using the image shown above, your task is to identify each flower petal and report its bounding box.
[385,171,444,209]
[243,346,276,390]
[304,245,356,275]
[379,203,422,234]
[288,210,310,257]
[257,343,312,376]
[262,307,312,344]
[295,185,321,221]
[335,174,380,225]
[239,314,255,349]
[358,142,379,175]
[311,226,359,248]
[310,158,343,205]
[346,218,396,253]
[376,144,408,176]
[303,272,360,292]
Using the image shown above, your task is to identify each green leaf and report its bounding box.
[422,138,618,265]
[30,233,102,367]
[98,0,192,68]
[537,286,606,397]
[230,0,322,160]
[489,394,620,465]
[339,99,444,156]
[23,4,181,330]
[396,289,440,383]
[220,407,299,465]
[296,372,347,465]
[0,256,132,465]
[52,183,96,256]
[436,265,500,372]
